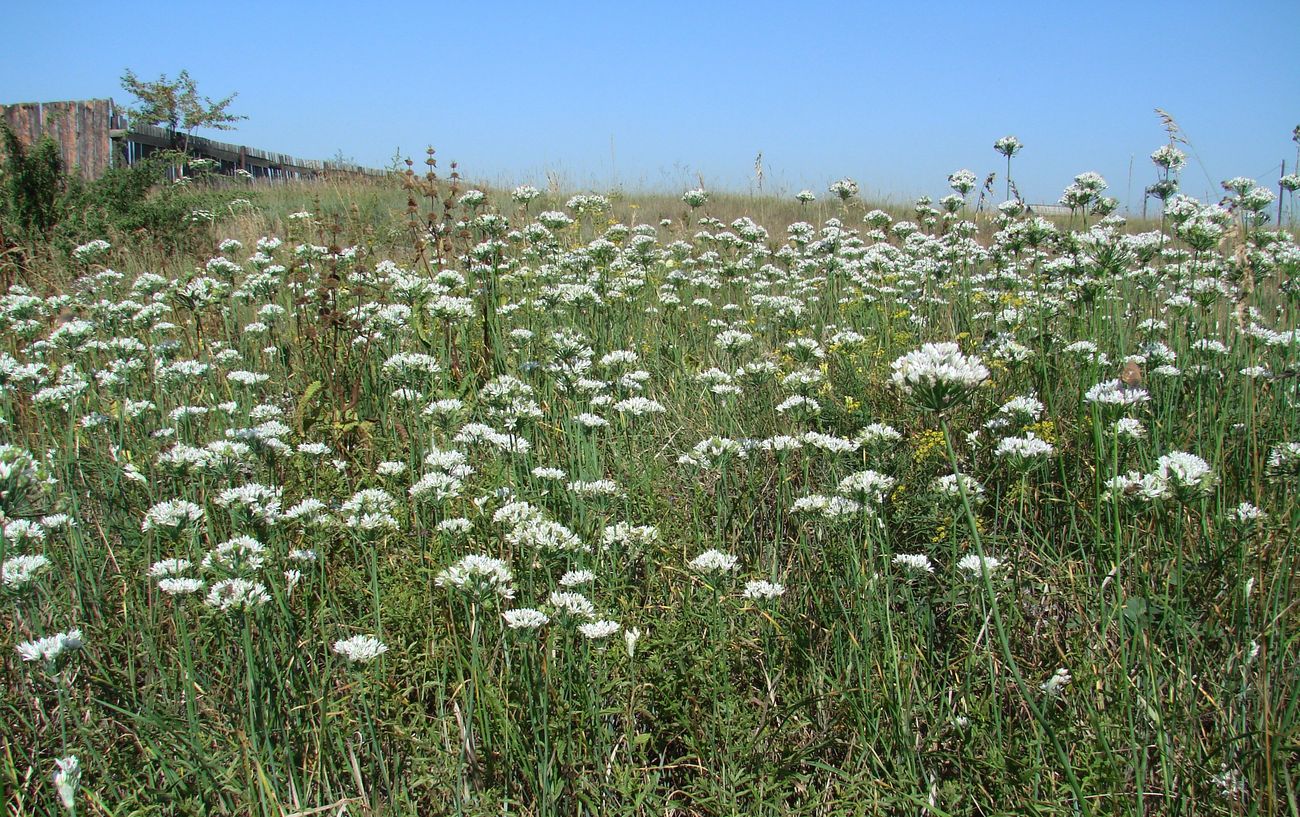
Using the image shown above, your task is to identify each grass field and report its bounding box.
[1,165,1298,816]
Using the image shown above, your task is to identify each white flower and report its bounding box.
[142,499,205,533]
[1267,442,1300,477]
[742,580,786,600]
[574,413,609,429]
[333,635,388,663]
[623,627,642,659]
[688,549,740,574]
[1112,418,1146,440]
[436,517,473,535]
[568,479,621,497]
[508,519,587,554]
[837,470,896,504]
[409,471,463,502]
[158,577,205,596]
[892,553,935,574]
[601,523,659,549]
[1233,502,1266,523]
[891,343,989,411]
[3,519,45,544]
[204,578,270,611]
[612,397,665,416]
[998,395,1044,422]
[1084,379,1150,406]
[792,494,863,518]
[17,629,83,663]
[436,554,515,600]
[2,554,51,589]
[579,619,620,640]
[681,188,709,208]
[503,608,550,629]
[52,755,81,812]
[548,591,596,619]
[560,569,596,587]
[148,558,191,577]
[934,473,984,502]
[956,554,1001,578]
[856,423,902,446]
[203,535,266,573]
[1155,451,1216,496]
[828,178,859,200]
[993,433,1055,462]
[511,185,541,205]
[73,239,111,261]
[1040,667,1072,697]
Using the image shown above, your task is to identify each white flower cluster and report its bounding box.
[891,343,989,411]
[1084,379,1150,407]
[1103,451,1216,504]
[17,629,84,663]
[435,554,515,600]
[3,553,50,589]
[333,635,388,663]
[688,549,740,574]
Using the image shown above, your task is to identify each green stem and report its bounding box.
[939,418,1088,813]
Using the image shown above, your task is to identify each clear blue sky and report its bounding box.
[4,0,1298,210]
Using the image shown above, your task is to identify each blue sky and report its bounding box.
[4,0,1298,210]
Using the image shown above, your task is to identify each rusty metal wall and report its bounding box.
[0,99,117,179]
[1,98,387,181]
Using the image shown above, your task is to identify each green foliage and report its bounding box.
[0,120,68,241]
[120,68,246,139]
[1,172,1298,815]
[57,151,234,253]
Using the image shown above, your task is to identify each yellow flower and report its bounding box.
[912,429,945,463]
[1025,420,1058,445]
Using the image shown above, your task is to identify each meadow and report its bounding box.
[1,149,1298,816]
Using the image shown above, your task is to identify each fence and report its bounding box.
[0,98,387,181]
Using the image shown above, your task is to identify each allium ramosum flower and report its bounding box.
[52,755,81,812]
[1155,451,1216,497]
[1041,667,1072,697]
[205,579,270,611]
[891,343,989,412]
[17,629,84,663]
[579,619,620,640]
[503,608,550,629]
[332,635,388,663]
[3,554,50,589]
[688,549,740,575]
[742,580,786,600]
[957,554,1001,578]
[436,554,515,601]
[892,553,935,574]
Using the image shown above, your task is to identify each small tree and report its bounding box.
[119,69,245,152]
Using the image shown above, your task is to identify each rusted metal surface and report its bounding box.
[0,99,120,179]
[0,98,386,181]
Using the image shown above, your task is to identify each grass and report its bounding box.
[0,171,1297,816]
